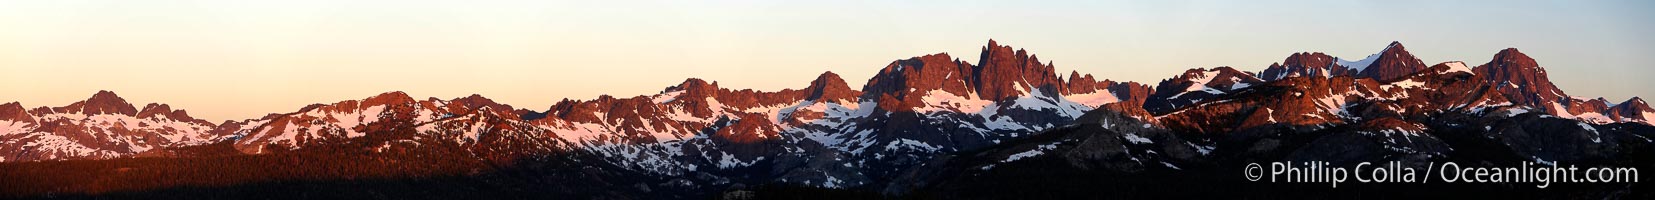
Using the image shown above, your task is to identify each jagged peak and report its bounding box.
[1181,67,1208,74]
[1607,96,1654,117]
[1331,41,1427,81]
[812,71,844,84]
[973,39,1067,100]
[978,39,1035,66]
[807,71,847,91]
[1496,48,1527,57]
[446,94,517,116]
[85,90,129,105]
[1474,50,1543,83]
[1258,52,1342,81]
[90,90,120,99]
[367,91,411,100]
[1372,41,1414,62]
[882,53,959,72]
[451,94,506,108]
[1184,66,1246,76]
[1474,47,1547,76]
[76,90,137,116]
[1385,41,1404,50]
[138,103,172,116]
[1485,48,1537,67]
[1378,41,1414,56]
[453,94,493,102]
[1621,97,1648,107]
[361,91,415,107]
[0,102,22,113]
[676,78,712,88]
[0,101,29,122]
[664,78,721,96]
[1281,52,1338,68]
[804,71,859,103]
[134,102,203,122]
[140,103,169,110]
[1288,52,1333,60]
[929,52,954,60]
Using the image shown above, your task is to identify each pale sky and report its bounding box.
[1,0,1651,122]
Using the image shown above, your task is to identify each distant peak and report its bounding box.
[1334,40,1426,81]
[451,94,511,112]
[453,94,495,103]
[1181,67,1210,74]
[88,90,125,102]
[1483,48,1538,69]
[813,71,843,82]
[1613,97,1651,112]
[809,72,848,92]
[1287,52,1332,60]
[78,90,137,116]
[805,71,858,102]
[1185,66,1241,74]
[362,91,414,106]
[0,101,28,121]
[137,103,197,121]
[975,39,1067,100]
[140,103,171,111]
[369,91,411,100]
[1380,41,1411,55]
[668,78,717,92]
[1495,48,1528,58]
[679,78,709,86]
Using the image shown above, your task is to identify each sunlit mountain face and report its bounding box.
[1,40,1651,199]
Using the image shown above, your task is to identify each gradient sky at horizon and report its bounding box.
[2,0,1652,121]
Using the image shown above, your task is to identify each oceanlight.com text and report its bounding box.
[1243,161,1638,188]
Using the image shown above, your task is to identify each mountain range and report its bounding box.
[1,40,1651,199]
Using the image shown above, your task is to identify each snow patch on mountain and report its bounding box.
[1338,51,1383,73]
[1007,82,1091,118]
[0,120,34,137]
[1442,61,1473,74]
[1123,133,1153,144]
[1062,91,1121,108]
[653,91,686,104]
[1000,143,1057,163]
[918,90,993,113]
